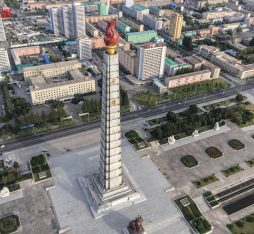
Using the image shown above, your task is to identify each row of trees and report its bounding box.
[151,104,253,140]
[120,89,129,106]
[1,81,32,120]
[182,36,193,51]
[81,98,100,114]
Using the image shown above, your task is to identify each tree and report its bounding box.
[235,93,244,103]
[166,111,179,123]
[250,37,254,46]
[182,36,193,51]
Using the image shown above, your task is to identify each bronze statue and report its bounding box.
[128,216,145,234]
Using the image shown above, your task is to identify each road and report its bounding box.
[1,81,254,153]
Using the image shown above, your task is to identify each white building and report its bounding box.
[73,3,86,38]
[61,6,75,38]
[0,48,11,74]
[136,42,166,80]
[49,7,64,36]
[142,14,163,30]
[0,19,6,41]
[50,3,86,39]
[77,38,92,60]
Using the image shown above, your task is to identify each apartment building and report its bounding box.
[169,12,183,41]
[165,70,212,89]
[142,14,163,30]
[29,69,95,105]
[164,58,192,76]
[49,3,86,38]
[23,60,82,79]
[77,38,92,60]
[0,19,6,41]
[136,42,166,80]
[198,45,254,79]
[0,48,11,74]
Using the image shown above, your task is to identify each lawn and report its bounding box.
[222,164,243,177]
[147,117,166,126]
[239,103,254,127]
[170,78,230,100]
[125,130,150,151]
[133,92,169,107]
[203,191,220,208]
[81,112,100,121]
[30,155,52,182]
[203,98,235,111]
[120,105,130,113]
[205,146,223,159]
[227,213,254,234]
[180,155,198,168]
[193,174,219,188]
[228,139,245,150]
[175,195,212,234]
[0,214,20,234]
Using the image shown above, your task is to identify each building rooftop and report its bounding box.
[133,3,147,11]
[29,69,94,90]
[126,30,157,36]
[166,69,211,81]
[165,58,178,67]
[23,60,80,72]
[150,6,161,11]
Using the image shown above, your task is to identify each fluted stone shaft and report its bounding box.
[99,52,123,191]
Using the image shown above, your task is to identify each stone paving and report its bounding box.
[148,121,254,234]
[0,181,56,234]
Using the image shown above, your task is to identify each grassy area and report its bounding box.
[228,139,245,150]
[193,174,219,188]
[170,78,230,100]
[203,98,235,111]
[180,155,198,168]
[227,213,254,234]
[0,119,75,142]
[120,105,130,113]
[0,214,20,234]
[147,117,166,126]
[246,159,254,167]
[30,155,52,182]
[205,146,223,159]
[239,103,254,127]
[203,191,220,208]
[81,112,100,121]
[133,92,169,107]
[175,195,212,234]
[125,130,150,150]
[222,164,243,177]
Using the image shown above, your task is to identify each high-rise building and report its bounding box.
[49,7,64,36]
[0,19,7,41]
[61,6,75,38]
[77,37,92,60]
[73,3,86,38]
[0,48,11,74]
[136,42,166,80]
[169,12,183,41]
[50,4,86,39]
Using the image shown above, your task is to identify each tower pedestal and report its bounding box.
[78,51,142,218]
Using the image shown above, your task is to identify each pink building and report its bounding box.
[165,70,211,89]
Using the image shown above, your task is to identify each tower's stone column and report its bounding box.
[99,52,123,191]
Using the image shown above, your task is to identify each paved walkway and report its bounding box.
[0,190,23,205]
[161,125,230,151]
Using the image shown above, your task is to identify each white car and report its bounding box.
[1,145,5,149]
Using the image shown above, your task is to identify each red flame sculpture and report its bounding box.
[0,8,12,18]
[104,20,119,47]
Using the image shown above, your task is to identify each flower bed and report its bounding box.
[30,155,52,182]
[205,147,223,159]
[175,195,212,234]
[180,155,198,168]
[125,130,150,151]
[222,164,243,177]
[193,174,219,189]
[203,191,220,209]
[246,159,254,167]
[0,214,20,234]
[228,139,245,150]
